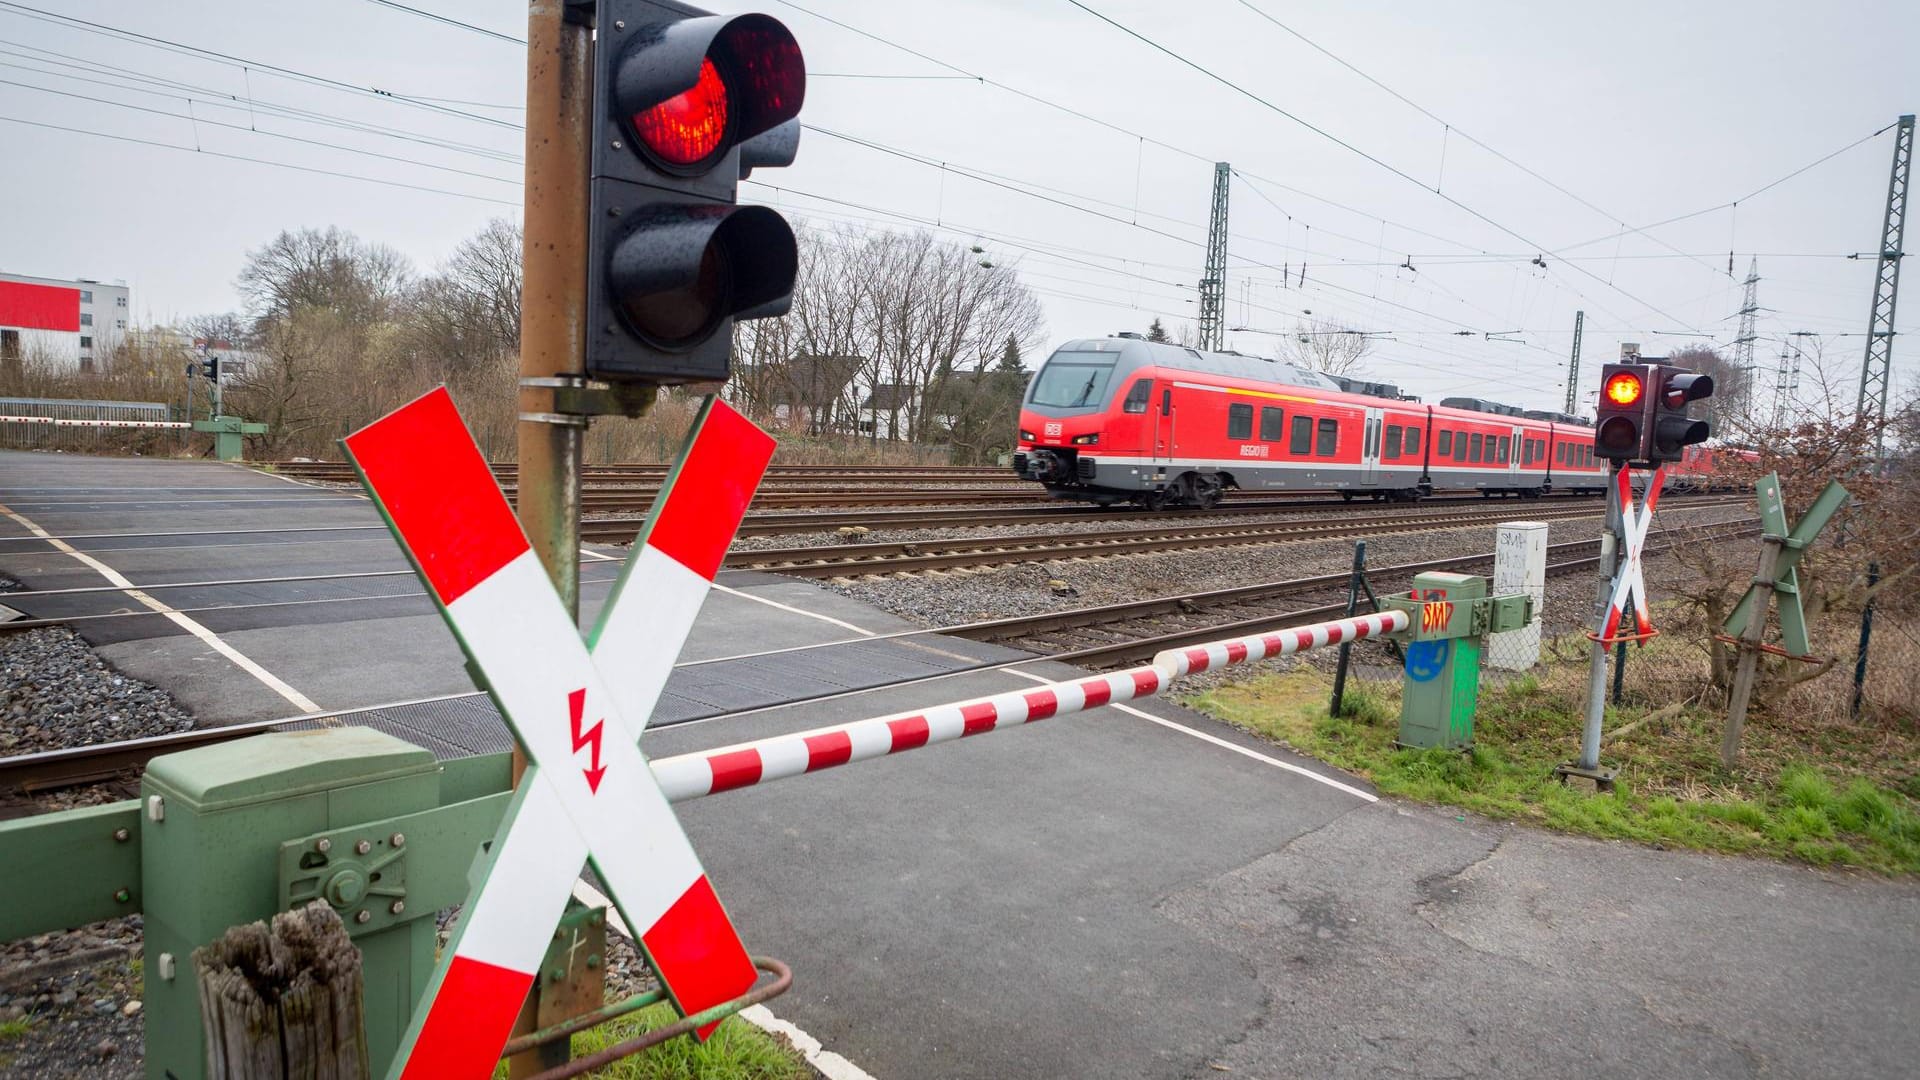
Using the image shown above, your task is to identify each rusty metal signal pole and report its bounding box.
[518,0,594,733]
[513,2,594,1073]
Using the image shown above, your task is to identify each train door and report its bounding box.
[1155,386,1173,465]
[1360,407,1384,485]
[1508,424,1525,481]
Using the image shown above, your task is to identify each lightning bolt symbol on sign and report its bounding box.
[568,687,608,794]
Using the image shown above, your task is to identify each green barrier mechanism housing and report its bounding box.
[1380,571,1536,750]
[0,727,517,1080]
[189,416,268,461]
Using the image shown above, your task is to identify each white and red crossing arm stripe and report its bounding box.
[344,389,768,1079]
[1160,609,1407,679]
[650,609,1409,802]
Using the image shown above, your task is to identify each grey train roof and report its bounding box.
[1052,337,1342,392]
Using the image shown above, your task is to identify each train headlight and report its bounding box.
[1019,429,1036,442]
[1071,433,1100,445]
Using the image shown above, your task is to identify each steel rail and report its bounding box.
[0,499,1743,604]
[723,500,1744,577]
[0,521,1754,796]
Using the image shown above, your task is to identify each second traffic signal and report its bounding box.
[586,0,806,385]
[1649,367,1713,464]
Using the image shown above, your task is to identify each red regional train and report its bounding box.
[1013,334,1616,508]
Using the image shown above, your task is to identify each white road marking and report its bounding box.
[1002,668,1376,802]
[239,462,371,499]
[712,582,877,637]
[580,546,618,562]
[569,878,878,1080]
[0,501,321,713]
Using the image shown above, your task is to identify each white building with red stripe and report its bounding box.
[0,271,130,373]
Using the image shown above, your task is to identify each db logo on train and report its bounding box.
[1412,588,1453,633]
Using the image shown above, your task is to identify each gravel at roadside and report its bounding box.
[1,629,194,757]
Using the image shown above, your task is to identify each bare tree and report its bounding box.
[734,222,1044,445]
[1285,317,1372,376]
[237,226,412,325]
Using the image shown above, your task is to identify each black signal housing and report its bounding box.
[585,0,805,385]
[1649,368,1714,464]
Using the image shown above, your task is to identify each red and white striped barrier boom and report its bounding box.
[0,415,189,428]
[651,609,1409,803]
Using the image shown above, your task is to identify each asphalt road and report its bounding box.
[2,450,1915,1079]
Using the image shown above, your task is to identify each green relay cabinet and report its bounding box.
[0,727,515,1080]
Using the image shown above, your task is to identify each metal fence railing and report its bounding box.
[0,396,189,454]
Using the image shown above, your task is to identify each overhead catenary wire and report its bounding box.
[328,0,1860,366]
[1061,0,1701,333]
[1,0,1872,406]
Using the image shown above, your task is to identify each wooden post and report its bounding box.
[193,901,369,1080]
[1721,537,1783,770]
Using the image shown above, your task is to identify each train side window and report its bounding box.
[1161,388,1173,414]
[1583,445,1593,467]
[1555,443,1565,465]
[1404,428,1421,455]
[1498,436,1511,463]
[1316,418,1338,457]
[1453,431,1468,461]
[1227,402,1254,440]
[1122,379,1152,414]
[1260,406,1284,441]
[1385,425,1402,459]
[1437,429,1452,456]
[1469,432,1483,462]
[1290,415,1313,455]
[1522,439,1533,465]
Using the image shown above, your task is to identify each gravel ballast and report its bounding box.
[1,628,195,756]
[818,503,1750,631]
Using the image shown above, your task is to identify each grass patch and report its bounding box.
[0,1016,34,1042]
[1188,664,1920,874]
[494,1001,806,1080]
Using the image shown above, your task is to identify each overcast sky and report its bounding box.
[2,0,1914,414]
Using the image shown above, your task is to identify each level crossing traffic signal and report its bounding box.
[585,0,805,385]
[1649,367,1713,464]
[1593,363,1654,464]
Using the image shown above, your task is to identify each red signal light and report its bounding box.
[633,58,730,166]
[1604,372,1643,407]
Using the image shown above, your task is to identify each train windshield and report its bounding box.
[1028,352,1118,408]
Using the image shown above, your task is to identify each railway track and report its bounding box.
[0,522,1754,798]
[264,461,1013,482]
[941,524,1758,668]
[703,491,1609,540]
[721,499,1742,577]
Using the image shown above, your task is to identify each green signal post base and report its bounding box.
[191,415,268,461]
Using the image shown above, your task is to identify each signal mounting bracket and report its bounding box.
[519,375,660,420]
[563,0,596,27]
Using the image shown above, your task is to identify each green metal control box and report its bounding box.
[136,728,480,1080]
[1380,571,1531,751]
